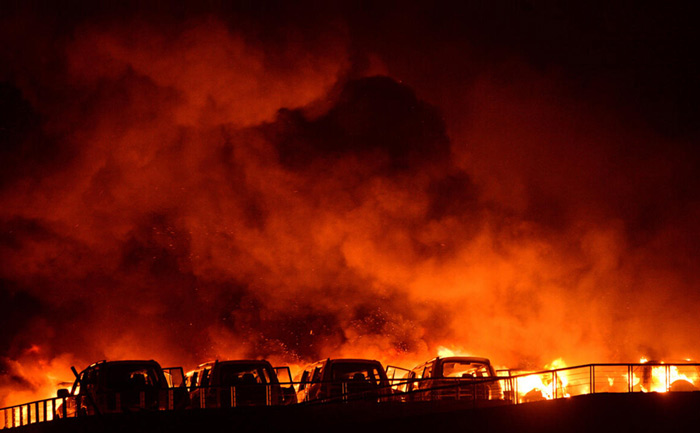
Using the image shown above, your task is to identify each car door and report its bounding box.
[386,365,411,393]
[274,366,297,404]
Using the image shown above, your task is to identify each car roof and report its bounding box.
[411,356,492,370]
[438,356,491,364]
[304,358,384,369]
[196,359,273,368]
[86,359,161,369]
[328,358,383,364]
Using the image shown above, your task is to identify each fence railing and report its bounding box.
[1,389,184,429]
[498,362,700,404]
[2,397,59,429]
[3,363,699,429]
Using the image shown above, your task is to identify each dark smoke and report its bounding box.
[272,76,450,171]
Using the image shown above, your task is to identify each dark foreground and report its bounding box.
[10,392,700,433]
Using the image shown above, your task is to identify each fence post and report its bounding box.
[628,365,632,393]
[266,385,271,406]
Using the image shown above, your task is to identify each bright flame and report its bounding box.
[645,365,696,393]
[437,346,470,357]
[0,350,76,408]
[623,371,641,388]
[514,358,570,401]
[545,358,570,398]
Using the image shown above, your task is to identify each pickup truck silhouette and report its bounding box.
[186,360,296,408]
[55,360,187,417]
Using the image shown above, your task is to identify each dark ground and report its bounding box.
[9,392,700,433]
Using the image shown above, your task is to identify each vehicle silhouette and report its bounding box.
[55,360,187,417]
[405,356,502,401]
[295,358,392,403]
[186,360,296,408]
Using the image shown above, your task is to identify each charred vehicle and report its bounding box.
[295,358,392,403]
[186,360,296,408]
[404,356,502,402]
[55,360,187,417]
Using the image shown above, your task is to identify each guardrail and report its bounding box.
[380,362,700,406]
[1,389,183,429]
[2,397,59,429]
[500,362,700,403]
[3,363,699,429]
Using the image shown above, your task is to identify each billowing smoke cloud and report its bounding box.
[1,3,699,406]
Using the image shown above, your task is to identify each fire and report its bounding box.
[437,346,471,358]
[621,371,640,389]
[516,375,554,401]
[0,351,75,408]
[643,365,697,393]
[632,357,698,393]
[2,3,700,412]
[514,358,571,402]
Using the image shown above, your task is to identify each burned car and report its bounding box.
[404,356,502,401]
[55,360,187,417]
[186,360,296,408]
[295,358,392,403]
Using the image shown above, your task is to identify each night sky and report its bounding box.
[1,1,699,406]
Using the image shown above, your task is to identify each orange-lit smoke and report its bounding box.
[1,6,700,408]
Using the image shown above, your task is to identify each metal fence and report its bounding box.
[498,362,700,404]
[3,363,699,429]
[381,362,700,405]
[1,389,182,429]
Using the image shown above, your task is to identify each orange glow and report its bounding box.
[0,350,75,408]
[437,346,471,358]
[2,6,700,412]
[644,365,696,393]
[514,358,571,401]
